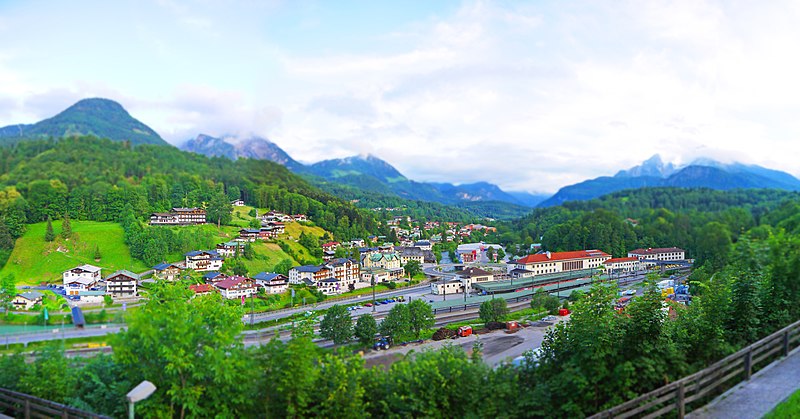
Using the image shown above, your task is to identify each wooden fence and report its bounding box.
[0,387,112,419]
[590,319,800,418]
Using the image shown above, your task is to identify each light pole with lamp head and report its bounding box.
[127,380,156,419]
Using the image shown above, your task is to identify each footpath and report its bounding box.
[689,347,800,418]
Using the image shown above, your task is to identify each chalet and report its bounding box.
[292,214,308,222]
[315,277,346,296]
[203,271,226,283]
[327,258,360,283]
[258,227,278,240]
[189,283,215,296]
[185,250,223,272]
[231,199,245,206]
[604,257,641,274]
[12,291,43,310]
[508,250,611,277]
[322,242,340,252]
[397,246,425,266]
[214,276,257,300]
[253,272,289,294]
[216,241,245,258]
[264,222,285,235]
[105,270,139,298]
[322,250,336,262]
[288,265,332,284]
[150,207,206,225]
[628,247,685,262]
[152,263,182,281]
[413,240,433,251]
[63,265,102,296]
[457,267,495,293]
[238,229,261,242]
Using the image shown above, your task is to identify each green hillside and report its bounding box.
[1,221,148,285]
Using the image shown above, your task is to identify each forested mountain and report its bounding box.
[540,155,800,207]
[0,98,168,146]
[181,134,304,171]
[0,137,378,265]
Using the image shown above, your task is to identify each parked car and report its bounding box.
[364,303,373,307]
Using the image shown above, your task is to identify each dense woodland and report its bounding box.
[0,137,380,265]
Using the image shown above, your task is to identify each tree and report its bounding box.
[319,304,353,344]
[273,259,294,275]
[544,295,561,314]
[530,288,549,311]
[486,246,495,262]
[354,314,378,346]
[496,247,506,260]
[207,191,233,227]
[380,304,411,342]
[404,260,422,279]
[248,218,261,229]
[407,299,435,338]
[247,208,257,217]
[61,212,72,239]
[0,274,16,316]
[93,245,101,261]
[111,283,256,418]
[44,216,55,242]
[243,243,255,260]
[479,298,508,323]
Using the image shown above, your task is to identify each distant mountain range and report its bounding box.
[539,155,800,207]
[180,134,549,207]
[0,98,168,146]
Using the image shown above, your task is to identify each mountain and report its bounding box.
[0,98,168,146]
[506,191,550,207]
[539,155,800,207]
[308,154,406,183]
[181,134,304,171]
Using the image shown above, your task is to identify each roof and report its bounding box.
[202,271,224,280]
[414,240,431,245]
[64,277,98,286]
[16,291,43,300]
[65,264,101,274]
[605,257,639,264]
[215,276,252,289]
[398,246,424,257]
[172,207,203,212]
[515,250,611,264]
[319,277,341,283]
[327,258,355,266]
[184,250,217,257]
[105,270,141,281]
[153,263,179,271]
[322,241,339,247]
[189,284,214,293]
[293,265,325,273]
[458,267,493,277]
[253,272,286,282]
[217,241,242,247]
[628,247,685,255]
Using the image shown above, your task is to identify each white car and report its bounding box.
[625,289,636,296]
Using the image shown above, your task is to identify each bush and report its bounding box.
[544,296,561,315]
[479,299,509,323]
[385,282,397,290]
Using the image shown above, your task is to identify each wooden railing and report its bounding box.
[590,319,800,418]
[0,387,111,419]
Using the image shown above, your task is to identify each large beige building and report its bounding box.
[628,247,685,262]
[603,257,641,273]
[509,250,611,276]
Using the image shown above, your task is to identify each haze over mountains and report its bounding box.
[4,98,800,212]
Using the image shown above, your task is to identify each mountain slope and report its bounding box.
[540,156,800,207]
[0,98,168,146]
[181,134,304,171]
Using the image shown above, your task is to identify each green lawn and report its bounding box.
[241,242,296,274]
[1,221,148,285]
[766,389,800,419]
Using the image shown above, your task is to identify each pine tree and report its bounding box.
[61,213,72,239]
[44,216,55,242]
[93,245,101,261]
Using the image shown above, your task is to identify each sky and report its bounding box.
[2,0,800,193]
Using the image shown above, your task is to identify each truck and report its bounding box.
[457,325,473,337]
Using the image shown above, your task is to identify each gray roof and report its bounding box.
[105,270,141,281]
[294,265,324,273]
[17,291,43,301]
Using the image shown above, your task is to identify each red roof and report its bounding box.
[322,242,339,247]
[629,247,684,255]
[189,284,213,294]
[605,257,639,264]
[516,250,610,264]
[215,276,253,290]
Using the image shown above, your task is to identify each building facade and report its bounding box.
[628,247,685,262]
[63,265,102,296]
[603,257,641,273]
[105,270,140,298]
[509,250,611,277]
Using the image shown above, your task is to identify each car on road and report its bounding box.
[625,289,636,296]
[364,303,373,307]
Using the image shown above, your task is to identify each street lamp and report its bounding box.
[371,277,376,313]
[127,380,156,419]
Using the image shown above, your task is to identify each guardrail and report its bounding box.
[589,319,800,419]
[0,387,112,419]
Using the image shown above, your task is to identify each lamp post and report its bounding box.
[371,277,376,313]
[127,380,156,419]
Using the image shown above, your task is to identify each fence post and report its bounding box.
[24,399,31,419]
[744,348,753,380]
[676,381,686,419]
[784,330,790,357]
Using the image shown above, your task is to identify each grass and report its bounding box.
[241,242,296,274]
[766,389,800,419]
[1,221,148,285]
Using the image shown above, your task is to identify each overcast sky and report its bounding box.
[2,0,800,193]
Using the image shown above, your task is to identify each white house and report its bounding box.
[185,250,224,272]
[214,276,257,300]
[105,270,139,299]
[603,257,641,274]
[63,265,102,296]
[628,247,685,262]
[12,291,43,310]
[253,272,289,294]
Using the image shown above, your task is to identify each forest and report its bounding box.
[0,136,381,265]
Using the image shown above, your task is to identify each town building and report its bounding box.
[430,279,464,296]
[288,265,332,285]
[231,199,245,206]
[189,283,215,296]
[628,247,686,262]
[214,276,257,300]
[253,272,289,294]
[105,270,140,298]
[360,268,390,284]
[185,250,223,272]
[508,250,611,277]
[413,240,433,251]
[63,265,102,296]
[604,257,641,273]
[361,252,404,280]
[456,243,504,263]
[149,207,206,225]
[458,267,495,293]
[216,241,245,258]
[203,271,226,283]
[152,263,182,281]
[12,291,43,310]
